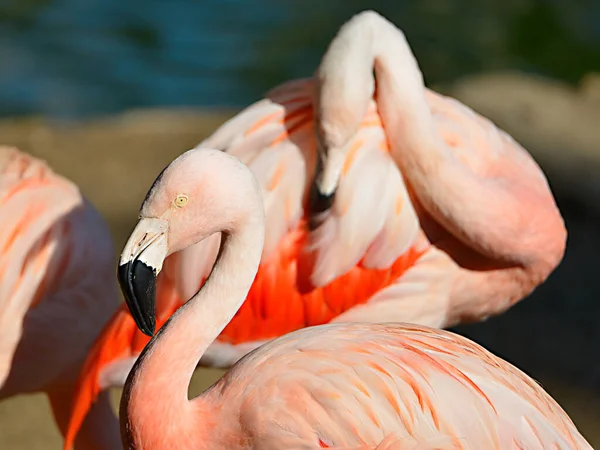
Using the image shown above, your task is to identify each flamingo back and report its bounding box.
[0,146,117,389]
[206,323,591,449]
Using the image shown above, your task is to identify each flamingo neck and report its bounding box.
[314,12,447,194]
[368,23,444,162]
[121,214,265,449]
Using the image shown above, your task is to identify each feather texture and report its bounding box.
[207,323,590,450]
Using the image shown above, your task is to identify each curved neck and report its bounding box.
[315,12,446,192]
[318,13,542,264]
[364,17,443,160]
[121,212,265,449]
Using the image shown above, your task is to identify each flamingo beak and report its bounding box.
[117,217,169,337]
[307,138,339,229]
[313,135,344,199]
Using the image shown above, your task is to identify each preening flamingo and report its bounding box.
[0,146,121,449]
[64,10,567,448]
[116,146,589,449]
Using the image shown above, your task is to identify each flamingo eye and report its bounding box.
[174,195,188,208]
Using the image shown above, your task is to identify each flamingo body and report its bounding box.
[0,146,121,449]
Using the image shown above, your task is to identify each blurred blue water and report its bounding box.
[1,0,282,117]
[0,0,599,119]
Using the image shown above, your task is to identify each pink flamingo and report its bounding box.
[116,146,589,449]
[64,10,567,448]
[0,146,121,449]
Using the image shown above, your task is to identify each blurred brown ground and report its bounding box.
[0,72,599,448]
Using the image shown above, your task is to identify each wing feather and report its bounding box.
[193,80,422,288]
[223,323,591,449]
[309,124,419,287]
[197,89,312,260]
[0,148,86,314]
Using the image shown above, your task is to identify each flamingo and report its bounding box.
[116,146,589,449]
[0,146,121,449]
[63,10,568,449]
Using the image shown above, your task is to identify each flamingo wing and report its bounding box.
[201,78,420,287]
[0,147,117,388]
[0,146,122,450]
[0,148,80,316]
[212,323,590,449]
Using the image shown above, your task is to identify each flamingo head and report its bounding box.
[117,147,261,337]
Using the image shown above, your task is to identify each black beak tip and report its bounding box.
[138,323,155,338]
[309,183,336,214]
[117,261,157,338]
[308,183,336,231]
[135,314,156,338]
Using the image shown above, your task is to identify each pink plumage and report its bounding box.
[0,146,122,449]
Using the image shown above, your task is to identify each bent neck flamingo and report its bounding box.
[0,146,121,450]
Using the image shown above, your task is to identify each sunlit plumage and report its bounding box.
[0,146,121,449]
